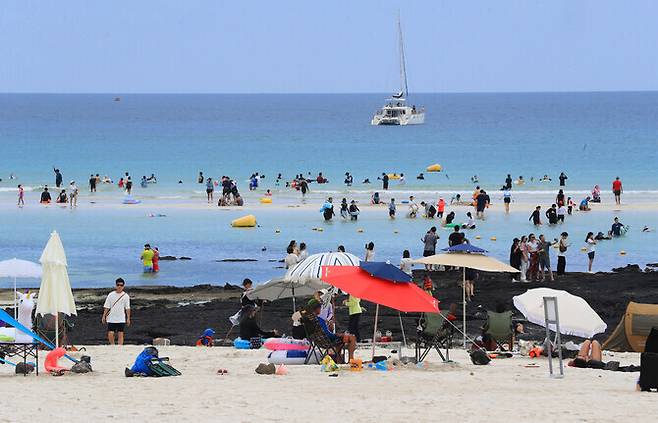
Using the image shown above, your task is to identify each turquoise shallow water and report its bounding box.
[0,93,657,287]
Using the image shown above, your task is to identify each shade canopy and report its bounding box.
[321,266,439,313]
[247,277,325,302]
[359,261,411,282]
[0,259,42,279]
[413,252,518,273]
[285,252,360,284]
[513,288,607,339]
[36,231,77,317]
[441,244,488,254]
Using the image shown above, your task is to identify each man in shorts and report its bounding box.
[537,235,554,282]
[101,278,131,345]
[612,177,623,205]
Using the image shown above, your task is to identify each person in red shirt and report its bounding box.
[437,198,446,218]
[612,177,623,205]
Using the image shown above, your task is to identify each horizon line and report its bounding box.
[1,89,658,95]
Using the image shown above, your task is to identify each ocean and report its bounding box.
[0,92,657,288]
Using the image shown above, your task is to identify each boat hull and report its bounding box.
[371,111,425,126]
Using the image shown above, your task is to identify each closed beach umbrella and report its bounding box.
[513,288,607,339]
[285,252,360,284]
[0,258,42,318]
[36,231,77,347]
[413,245,518,347]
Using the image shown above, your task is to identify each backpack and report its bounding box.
[469,349,491,365]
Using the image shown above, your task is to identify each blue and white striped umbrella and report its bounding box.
[284,252,360,285]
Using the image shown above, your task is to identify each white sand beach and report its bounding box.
[0,345,654,422]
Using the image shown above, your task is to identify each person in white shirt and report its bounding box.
[408,195,419,218]
[364,242,375,262]
[400,250,413,276]
[585,232,597,273]
[298,242,309,261]
[69,180,79,208]
[101,278,131,345]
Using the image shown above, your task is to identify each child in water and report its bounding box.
[388,199,396,219]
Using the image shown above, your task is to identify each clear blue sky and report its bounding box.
[1,1,657,93]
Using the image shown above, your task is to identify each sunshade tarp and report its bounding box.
[412,253,518,273]
[603,302,658,352]
[513,288,607,338]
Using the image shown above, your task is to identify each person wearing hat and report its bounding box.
[307,299,356,362]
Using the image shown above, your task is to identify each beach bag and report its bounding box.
[469,349,491,365]
[71,361,93,374]
[250,337,263,349]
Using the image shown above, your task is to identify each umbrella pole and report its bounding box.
[55,312,59,348]
[463,267,466,348]
[292,285,296,313]
[398,312,407,348]
[371,304,379,359]
[13,276,17,319]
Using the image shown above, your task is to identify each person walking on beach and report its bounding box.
[527,234,540,281]
[529,206,542,225]
[475,190,489,219]
[53,168,63,188]
[585,232,596,273]
[557,232,569,276]
[101,278,131,345]
[321,197,334,221]
[388,198,396,219]
[69,180,79,208]
[382,173,389,190]
[152,247,160,273]
[437,197,446,218]
[17,184,24,207]
[421,227,438,270]
[556,189,565,207]
[612,177,623,205]
[505,174,513,190]
[140,244,154,273]
[125,177,133,195]
[340,198,349,219]
[559,172,568,187]
[205,177,214,203]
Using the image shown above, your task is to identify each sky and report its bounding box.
[1,1,657,93]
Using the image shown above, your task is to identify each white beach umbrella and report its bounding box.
[36,231,77,347]
[513,288,607,339]
[285,252,360,284]
[0,258,42,318]
[248,278,326,302]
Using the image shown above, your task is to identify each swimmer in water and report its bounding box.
[417,173,425,180]
[642,226,654,232]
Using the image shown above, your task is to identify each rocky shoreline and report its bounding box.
[2,267,657,346]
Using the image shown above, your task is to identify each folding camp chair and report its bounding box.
[415,311,454,362]
[301,312,345,364]
[34,313,73,349]
[482,310,514,351]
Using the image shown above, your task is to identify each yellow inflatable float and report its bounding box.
[426,164,442,172]
[231,215,257,228]
[387,173,401,180]
[260,197,272,204]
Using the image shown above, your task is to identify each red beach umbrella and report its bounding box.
[321,265,439,313]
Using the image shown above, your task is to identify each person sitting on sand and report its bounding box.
[308,299,356,361]
[239,305,278,340]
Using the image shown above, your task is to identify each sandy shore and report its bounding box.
[0,345,654,422]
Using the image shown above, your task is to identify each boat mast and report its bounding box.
[398,12,409,98]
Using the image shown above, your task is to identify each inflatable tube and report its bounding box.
[233,338,251,349]
[44,348,69,373]
[444,223,459,228]
[426,164,442,172]
[231,214,257,228]
[263,338,309,351]
[260,198,272,204]
[267,349,322,365]
[122,197,141,205]
[387,173,401,180]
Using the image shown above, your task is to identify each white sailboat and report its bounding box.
[371,15,425,126]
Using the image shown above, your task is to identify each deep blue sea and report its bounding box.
[1,92,657,288]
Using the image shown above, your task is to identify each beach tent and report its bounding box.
[36,231,77,348]
[0,258,42,318]
[413,244,518,347]
[603,302,658,352]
